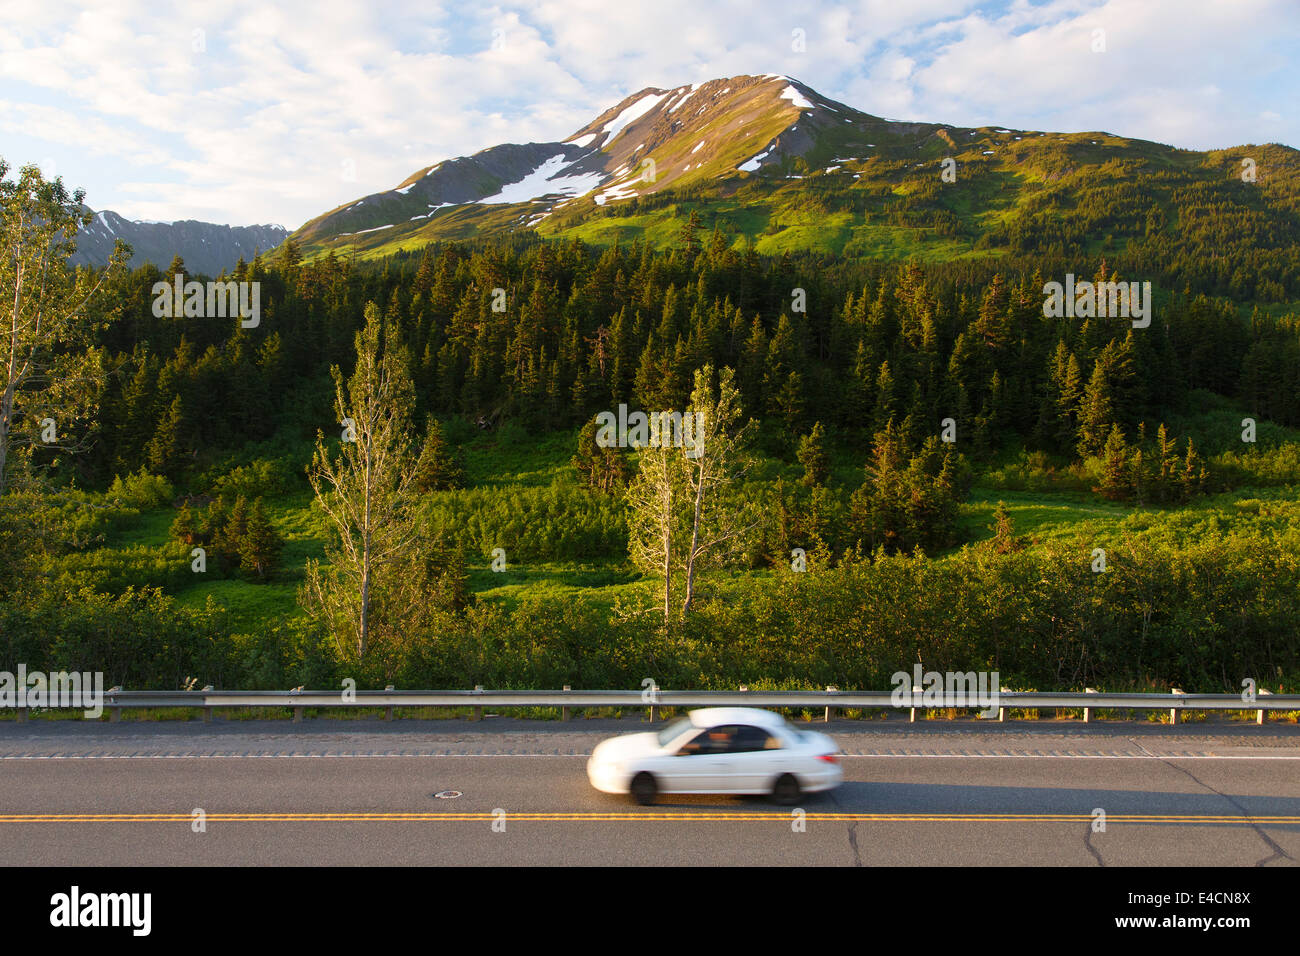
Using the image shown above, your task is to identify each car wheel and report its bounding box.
[630,772,658,806]
[772,773,802,805]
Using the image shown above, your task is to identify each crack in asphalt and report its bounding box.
[828,789,862,866]
[1083,821,1105,866]
[1134,738,1295,867]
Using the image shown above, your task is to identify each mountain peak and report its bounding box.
[290,73,1286,262]
[292,73,888,251]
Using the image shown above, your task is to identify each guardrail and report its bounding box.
[7,687,1298,725]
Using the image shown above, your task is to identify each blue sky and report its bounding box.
[2,0,1296,228]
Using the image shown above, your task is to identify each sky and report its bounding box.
[2,0,1296,229]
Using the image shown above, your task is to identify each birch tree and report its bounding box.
[625,439,682,621]
[679,365,755,615]
[624,364,755,621]
[1,160,127,495]
[303,301,419,661]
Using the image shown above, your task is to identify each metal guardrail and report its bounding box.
[7,687,1295,725]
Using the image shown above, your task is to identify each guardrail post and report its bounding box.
[16,707,27,723]
[472,685,483,721]
[561,685,571,722]
[824,686,837,722]
[1084,687,1097,723]
[1169,687,1185,725]
[1257,688,1272,725]
[109,707,121,722]
[648,703,658,722]
[384,685,395,721]
[909,685,920,723]
[293,706,303,723]
[201,685,214,723]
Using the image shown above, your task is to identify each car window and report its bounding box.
[676,726,735,755]
[656,717,694,747]
[729,725,781,753]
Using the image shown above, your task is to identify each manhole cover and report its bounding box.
[434,790,463,799]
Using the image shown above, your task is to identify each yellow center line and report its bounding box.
[1,812,1298,824]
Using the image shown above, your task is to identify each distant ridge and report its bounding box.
[72,209,288,275]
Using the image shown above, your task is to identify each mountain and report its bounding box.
[291,73,1300,263]
[73,210,288,275]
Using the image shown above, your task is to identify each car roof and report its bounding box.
[687,707,786,730]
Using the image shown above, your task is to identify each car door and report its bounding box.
[724,724,784,791]
[664,725,735,792]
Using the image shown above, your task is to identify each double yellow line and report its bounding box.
[2,811,1298,824]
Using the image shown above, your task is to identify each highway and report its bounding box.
[1,717,1298,866]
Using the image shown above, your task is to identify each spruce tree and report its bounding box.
[145,395,188,478]
[170,504,202,546]
[1097,425,1131,501]
[573,418,628,494]
[1077,357,1117,458]
[989,500,1022,553]
[796,422,830,487]
[239,498,283,579]
[678,209,703,257]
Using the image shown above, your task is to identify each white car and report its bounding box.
[587,707,843,805]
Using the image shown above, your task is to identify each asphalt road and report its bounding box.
[2,717,1298,866]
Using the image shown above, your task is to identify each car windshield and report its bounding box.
[656,717,693,747]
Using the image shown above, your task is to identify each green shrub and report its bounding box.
[422,480,627,561]
[209,458,293,499]
[106,469,174,509]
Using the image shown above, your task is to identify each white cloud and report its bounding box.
[3,0,1296,228]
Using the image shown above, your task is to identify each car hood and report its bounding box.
[591,732,663,763]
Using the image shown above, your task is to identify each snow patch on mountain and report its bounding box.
[668,84,700,112]
[739,148,772,172]
[601,92,669,143]
[478,153,605,204]
[339,223,395,236]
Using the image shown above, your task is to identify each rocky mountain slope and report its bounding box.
[73,210,287,275]
[288,73,1298,263]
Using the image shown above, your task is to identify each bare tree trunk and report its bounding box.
[660,515,670,621]
[663,548,671,622]
[661,472,672,622]
[0,388,12,497]
[359,552,370,659]
[1,260,25,497]
[681,465,706,616]
[359,448,373,658]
